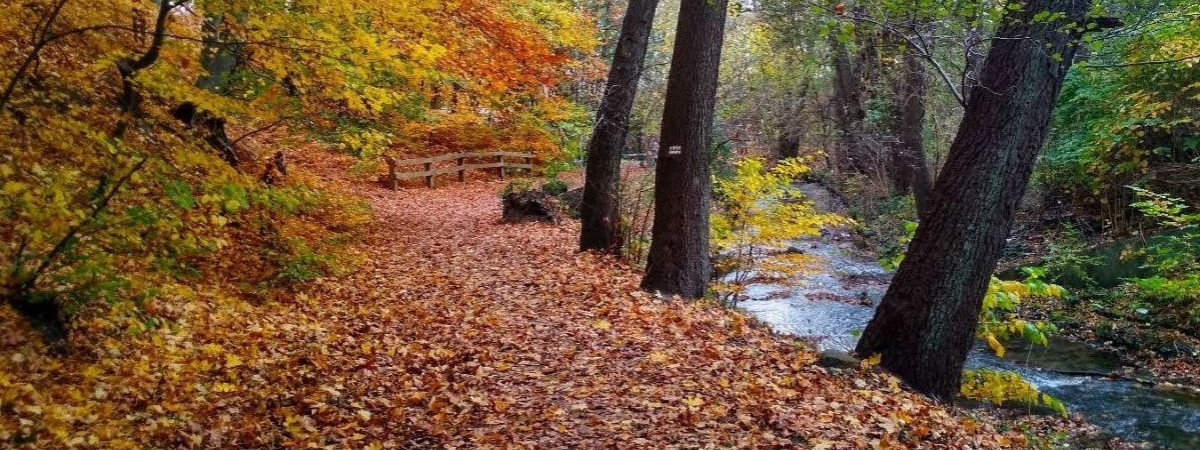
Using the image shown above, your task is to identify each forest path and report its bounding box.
[276,148,1022,448]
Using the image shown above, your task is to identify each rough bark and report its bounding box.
[640,0,728,298]
[580,0,660,253]
[854,0,1094,400]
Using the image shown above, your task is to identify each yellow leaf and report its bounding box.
[202,343,224,356]
[492,397,512,413]
[861,353,882,368]
[82,365,103,379]
[213,382,237,392]
[2,181,28,195]
[647,350,669,363]
[986,334,1006,358]
[225,354,243,368]
[593,319,612,330]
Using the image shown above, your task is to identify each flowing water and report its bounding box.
[736,184,1200,449]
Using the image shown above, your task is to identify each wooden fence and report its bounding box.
[380,151,535,189]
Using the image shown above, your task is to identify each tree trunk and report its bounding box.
[828,30,870,175]
[776,132,801,159]
[197,14,242,93]
[580,0,660,253]
[891,45,933,216]
[640,0,728,298]
[854,0,1093,400]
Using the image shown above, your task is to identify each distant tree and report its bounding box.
[854,0,1105,399]
[889,40,933,216]
[641,0,729,298]
[580,0,660,253]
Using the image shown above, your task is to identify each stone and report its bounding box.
[817,350,860,370]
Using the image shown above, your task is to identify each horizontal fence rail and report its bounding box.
[380,151,535,189]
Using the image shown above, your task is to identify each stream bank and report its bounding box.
[737,184,1200,449]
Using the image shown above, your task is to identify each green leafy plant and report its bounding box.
[978,268,1065,357]
[1129,187,1199,276]
[960,269,1069,417]
[1042,224,1100,287]
[541,178,569,196]
[1126,187,1200,325]
[880,220,917,271]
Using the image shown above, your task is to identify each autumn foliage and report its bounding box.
[1,146,1033,447]
[0,0,598,333]
[0,1,1091,448]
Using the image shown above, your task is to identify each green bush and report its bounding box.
[1042,225,1100,288]
[541,178,569,196]
[1124,188,1200,326]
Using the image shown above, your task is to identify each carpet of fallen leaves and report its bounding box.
[1,147,1048,449]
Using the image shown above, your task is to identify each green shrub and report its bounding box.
[1125,188,1200,323]
[1042,225,1100,287]
[272,241,336,286]
[541,178,569,196]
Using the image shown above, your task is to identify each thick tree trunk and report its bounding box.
[854,0,1093,400]
[580,0,660,253]
[640,0,728,298]
[891,46,933,216]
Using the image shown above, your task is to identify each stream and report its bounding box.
[736,184,1200,449]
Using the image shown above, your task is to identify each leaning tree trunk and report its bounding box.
[891,45,933,217]
[580,0,660,253]
[640,0,728,298]
[855,0,1094,400]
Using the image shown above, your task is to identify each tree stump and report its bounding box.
[501,189,562,223]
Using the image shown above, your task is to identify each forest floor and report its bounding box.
[3,144,1101,448]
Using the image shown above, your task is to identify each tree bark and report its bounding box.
[580,0,660,253]
[854,0,1093,400]
[829,31,867,174]
[640,0,728,298]
[891,45,933,216]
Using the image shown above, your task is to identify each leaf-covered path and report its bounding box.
[283,151,1022,448]
[2,148,1031,448]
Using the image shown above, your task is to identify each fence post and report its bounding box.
[498,155,506,180]
[424,160,433,188]
[383,156,398,190]
[457,156,465,182]
[524,155,533,175]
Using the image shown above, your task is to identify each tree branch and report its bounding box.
[1084,53,1200,68]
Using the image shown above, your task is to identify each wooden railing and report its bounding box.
[379,151,535,189]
